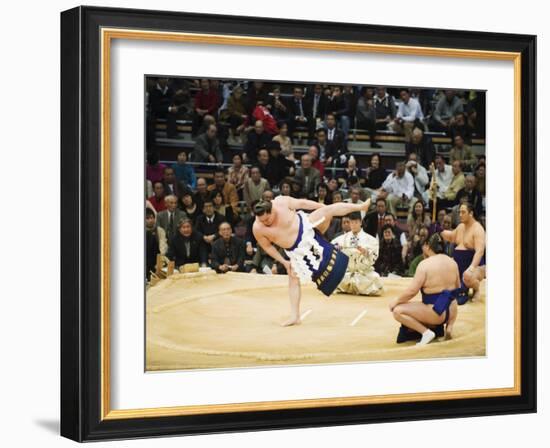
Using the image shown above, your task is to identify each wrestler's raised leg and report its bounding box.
[309,198,371,234]
[282,270,302,327]
[393,302,446,345]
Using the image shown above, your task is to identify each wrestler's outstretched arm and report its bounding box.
[441,227,457,243]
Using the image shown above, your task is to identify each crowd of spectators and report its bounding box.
[145,78,486,281]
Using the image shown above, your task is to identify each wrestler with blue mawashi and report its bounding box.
[253,196,372,326]
[389,233,461,345]
[442,202,486,303]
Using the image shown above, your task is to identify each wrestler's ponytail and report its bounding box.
[427,233,444,254]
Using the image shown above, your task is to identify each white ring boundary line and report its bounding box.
[350,308,368,326]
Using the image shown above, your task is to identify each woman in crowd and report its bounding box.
[364,153,386,198]
[272,122,294,161]
[407,199,431,238]
[227,153,249,199]
[222,85,248,142]
[211,190,234,224]
[179,191,200,224]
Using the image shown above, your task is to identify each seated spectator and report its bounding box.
[251,245,288,275]
[373,86,397,131]
[194,177,210,211]
[342,156,362,183]
[210,222,246,273]
[438,160,465,210]
[315,183,331,204]
[345,187,367,219]
[147,181,167,212]
[162,166,188,198]
[449,135,478,171]
[193,79,220,135]
[375,224,405,276]
[268,141,295,187]
[145,208,168,280]
[246,81,269,115]
[244,120,271,163]
[454,174,483,219]
[308,145,325,178]
[227,153,249,197]
[295,154,321,199]
[191,123,223,163]
[449,111,474,144]
[328,85,351,138]
[405,127,436,167]
[391,89,424,142]
[407,225,430,275]
[167,218,208,268]
[356,86,382,148]
[279,180,292,197]
[475,163,486,198]
[429,209,447,235]
[207,168,239,218]
[288,86,311,136]
[179,191,200,224]
[146,152,167,184]
[363,197,388,237]
[331,214,352,239]
[220,85,248,141]
[211,190,234,224]
[147,77,178,138]
[312,128,329,164]
[378,161,415,216]
[326,177,340,199]
[306,84,328,138]
[364,153,386,198]
[430,90,463,133]
[422,154,453,207]
[252,100,279,135]
[171,151,196,190]
[324,113,349,167]
[272,122,295,160]
[261,190,275,203]
[267,85,290,127]
[156,195,188,244]
[383,213,409,264]
[195,199,225,250]
[243,166,270,208]
[407,199,431,238]
[441,214,455,257]
[256,148,271,182]
[406,152,430,200]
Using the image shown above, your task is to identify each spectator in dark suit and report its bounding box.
[375,224,405,276]
[246,81,269,116]
[267,85,290,126]
[312,128,329,164]
[405,127,436,167]
[288,86,311,137]
[156,195,187,245]
[210,222,246,273]
[266,140,295,187]
[324,113,348,167]
[374,86,397,129]
[148,77,178,138]
[328,85,352,138]
[191,124,223,163]
[167,218,208,268]
[244,120,271,163]
[363,197,388,237]
[454,175,483,219]
[162,166,188,198]
[195,199,225,251]
[305,84,328,138]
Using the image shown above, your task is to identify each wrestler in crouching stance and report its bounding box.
[388,233,461,345]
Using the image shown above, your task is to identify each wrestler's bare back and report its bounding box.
[252,196,302,249]
[417,254,460,295]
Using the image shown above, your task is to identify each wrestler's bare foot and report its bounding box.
[281,316,302,327]
[361,198,372,212]
[471,288,481,302]
[445,324,454,340]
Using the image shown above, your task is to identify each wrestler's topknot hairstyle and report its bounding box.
[427,233,444,254]
[254,200,273,216]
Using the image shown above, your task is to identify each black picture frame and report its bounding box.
[61,5,536,442]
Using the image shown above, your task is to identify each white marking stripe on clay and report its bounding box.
[350,308,368,326]
[300,309,312,321]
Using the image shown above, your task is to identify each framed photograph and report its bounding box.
[60,6,537,442]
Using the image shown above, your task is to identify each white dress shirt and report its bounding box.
[381,171,415,200]
[396,97,424,122]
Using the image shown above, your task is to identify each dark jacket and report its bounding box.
[244,131,271,162]
[167,231,208,267]
[455,187,483,218]
[191,132,223,163]
[405,136,436,167]
[362,212,387,237]
[195,212,226,238]
[375,238,404,276]
[324,127,348,163]
[210,236,246,272]
[306,93,328,119]
[364,167,387,190]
